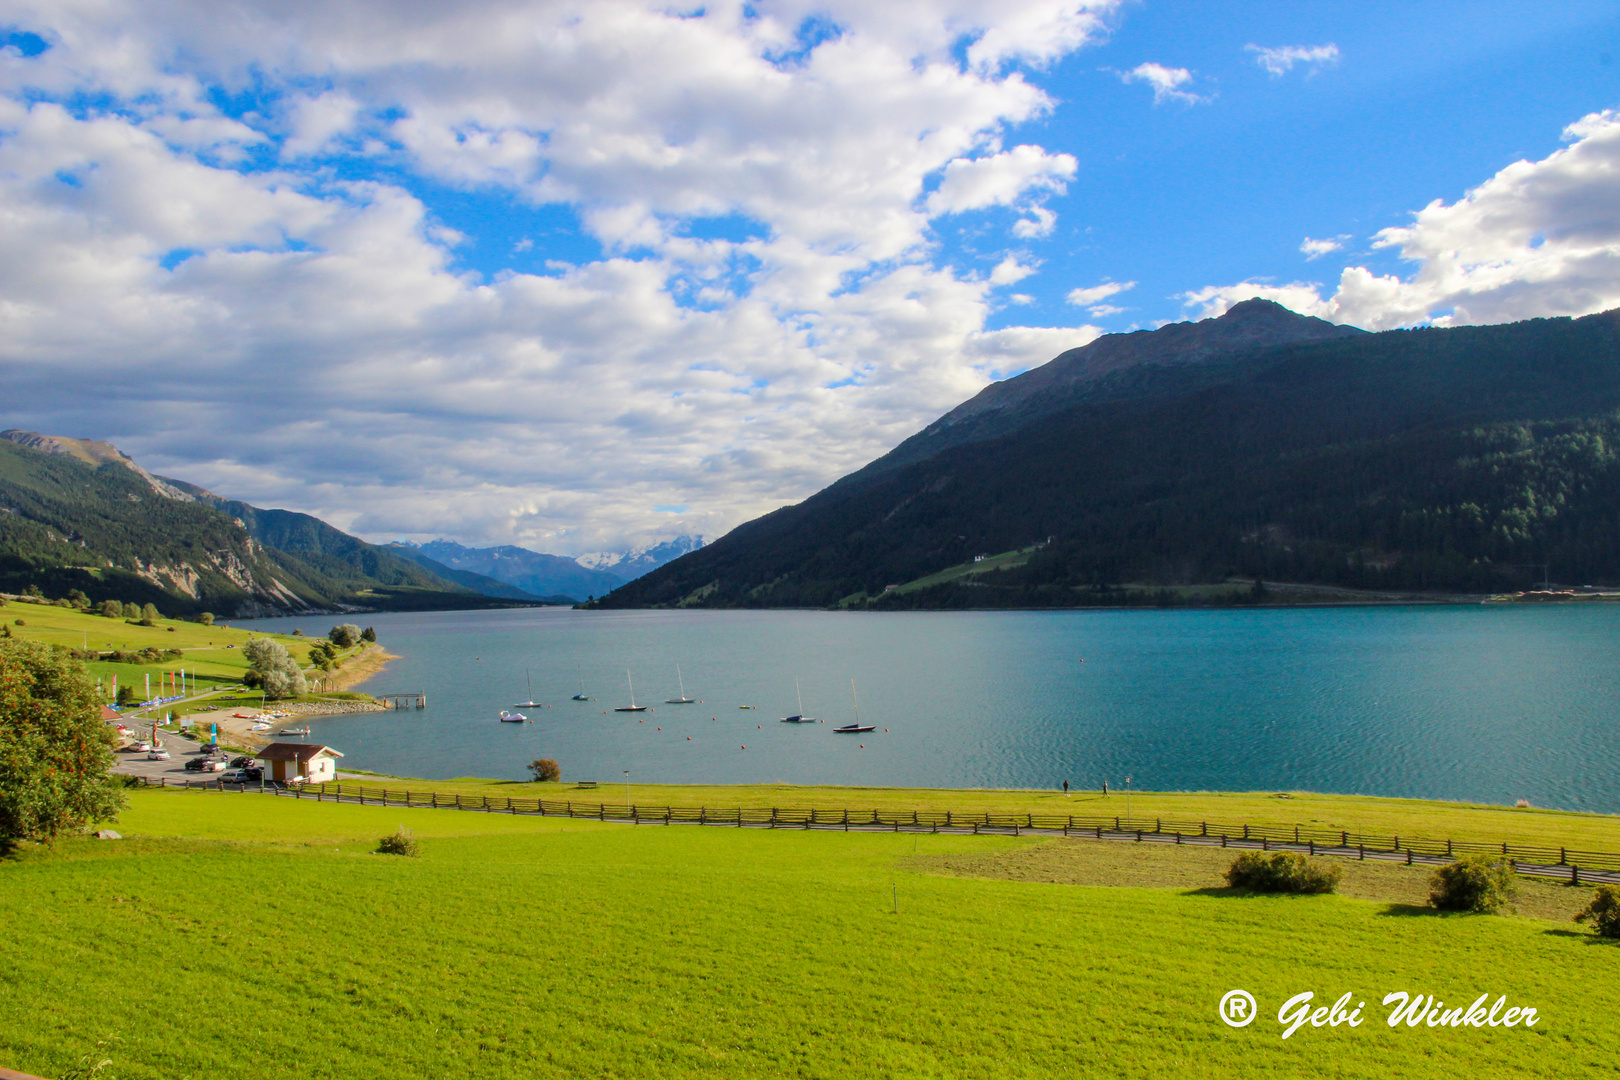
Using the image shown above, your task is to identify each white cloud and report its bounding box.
[989,255,1036,285]
[0,0,1115,553]
[1119,62,1203,105]
[1012,205,1056,238]
[926,145,1078,216]
[1247,43,1340,77]
[1066,280,1134,306]
[1186,109,1620,331]
[1300,235,1348,260]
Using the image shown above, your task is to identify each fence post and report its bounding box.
[1201,822,1207,837]
[1560,847,1567,866]
[1220,834,1226,848]
[1358,844,1363,860]
[1447,839,1453,856]
[1262,837,1268,851]
[1572,865,1580,885]
[1308,840,1314,855]
[1406,849,1413,866]
[1294,826,1299,843]
[1243,824,1248,840]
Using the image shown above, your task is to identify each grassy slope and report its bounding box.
[2,789,1609,1079]
[322,778,1620,854]
[3,600,334,699]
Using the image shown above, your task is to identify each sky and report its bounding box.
[3,1,1620,555]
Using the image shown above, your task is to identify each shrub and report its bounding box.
[98,600,121,618]
[1575,884,1620,938]
[1429,855,1516,913]
[13,618,24,626]
[529,758,561,783]
[197,612,214,626]
[1226,851,1342,894]
[377,828,419,857]
[361,626,376,643]
[121,602,140,619]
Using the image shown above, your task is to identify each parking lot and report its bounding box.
[110,731,253,782]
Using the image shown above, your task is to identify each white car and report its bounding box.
[147,748,171,760]
[129,740,151,753]
[202,760,227,772]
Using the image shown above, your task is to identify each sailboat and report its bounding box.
[614,670,648,712]
[513,667,546,709]
[779,677,815,723]
[572,669,589,701]
[833,679,875,733]
[665,664,695,704]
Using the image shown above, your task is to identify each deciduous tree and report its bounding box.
[0,640,125,843]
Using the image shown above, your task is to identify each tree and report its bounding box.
[0,640,126,844]
[121,602,140,619]
[99,599,122,618]
[328,624,361,649]
[66,589,90,610]
[140,603,160,623]
[243,638,307,700]
[360,626,376,643]
[197,612,214,626]
[529,758,561,782]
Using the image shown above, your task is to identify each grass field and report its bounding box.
[1,788,1612,1079]
[0,600,371,711]
[320,778,1620,854]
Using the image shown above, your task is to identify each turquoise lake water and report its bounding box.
[241,605,1620,812]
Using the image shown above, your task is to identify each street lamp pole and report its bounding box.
[1125,775,1132,823]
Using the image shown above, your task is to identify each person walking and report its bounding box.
[1062,780,1070,796]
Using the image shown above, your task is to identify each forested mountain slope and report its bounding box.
[598,307,1620,609]
[0,433,519,615]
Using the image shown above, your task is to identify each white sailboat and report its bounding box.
[665,664,695,704]
[779,677,815,723]
[614,669,648,712]
[513,667,546,709]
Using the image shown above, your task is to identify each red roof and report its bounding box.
[256,742,344,762]
[101,706,121,721]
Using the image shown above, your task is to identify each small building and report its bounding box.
[257,742,344,784]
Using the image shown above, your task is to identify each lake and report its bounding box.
[240,604,1620,813]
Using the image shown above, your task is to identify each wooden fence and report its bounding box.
[128,775,1620,882]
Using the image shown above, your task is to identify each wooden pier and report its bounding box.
[374,692,427,709]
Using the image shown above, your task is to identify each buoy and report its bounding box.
[859,744,865,748]
[687,736,691,740]
[741,745,746,749]
[657,726,661,730]
[757,725,761,729]
[884,728,888,732]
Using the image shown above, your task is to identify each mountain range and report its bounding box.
[596,299,1620,609]
[0,430,695,614]
[392,536,702,600]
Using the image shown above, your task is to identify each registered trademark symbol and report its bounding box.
[1219,989,1257,1028]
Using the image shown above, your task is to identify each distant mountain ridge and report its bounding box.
[596,304,1620,609]
[575,536,704,579]
[0,431,540,615]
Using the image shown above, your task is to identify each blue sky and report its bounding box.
[3,1,1620,554]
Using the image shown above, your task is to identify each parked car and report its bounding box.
[201,760,227,773]
[221,769,245,783]
[146,748,171,761]
[229,756,255,768]
[240,766,263,782]
[183,757,208,772]
[128,741,151,753]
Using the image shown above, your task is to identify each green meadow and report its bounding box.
[0,601,363,708]
[1,788,1612,1079]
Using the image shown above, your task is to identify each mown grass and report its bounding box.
[320,778,1620,854]
[0,788,1612,1079]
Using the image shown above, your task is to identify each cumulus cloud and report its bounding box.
[0,0,1114,553]
[1185,110,1620,331]
[1012,205,1056,238]
[1300,235,1348,260]
[1247,43,1340,77]
[1119,62,1203,105]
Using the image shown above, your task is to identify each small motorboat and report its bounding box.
[278,726,311,736]
[499,710,527,723]
[665,664,695,704]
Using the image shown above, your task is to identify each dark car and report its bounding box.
[239,766,263,782]
[183,757,209,772]
[229,756,254,768]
